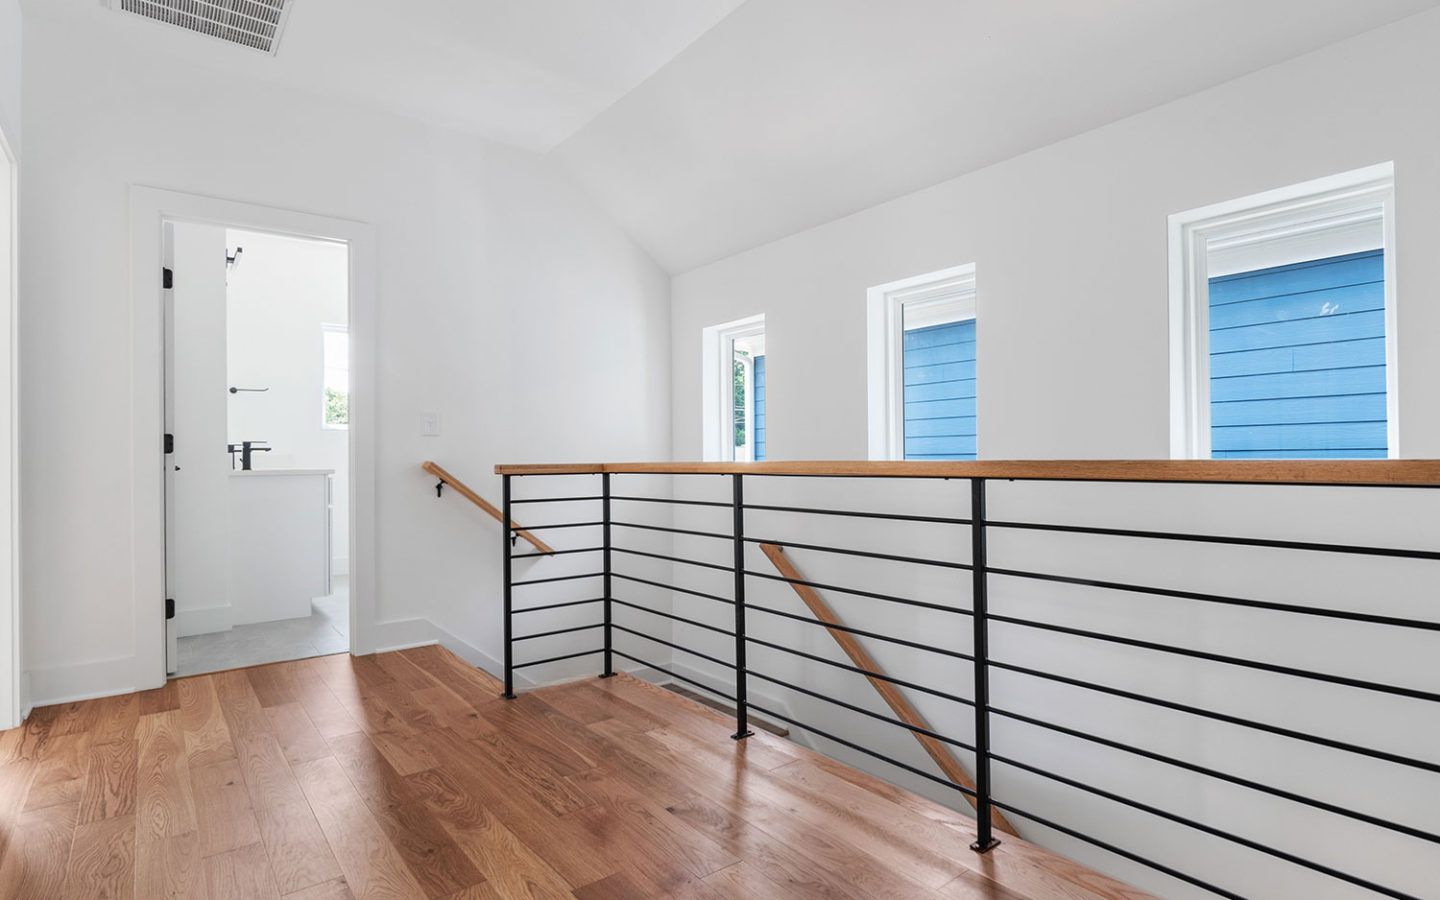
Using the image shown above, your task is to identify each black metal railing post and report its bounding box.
[970,477,999,852]
[502,473,516,699]
[601,472,615,678]
[732,473,754,740]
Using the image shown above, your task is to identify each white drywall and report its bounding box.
[662,11,1440,898]
[225,228,349,575]
[170,222,232,638]
[0,0,19,154]
[19,12,670,703]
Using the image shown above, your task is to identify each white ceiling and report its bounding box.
[26,0,747,152]
[30,0,1440,274]
[551,0,1440,273]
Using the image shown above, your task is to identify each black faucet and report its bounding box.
[227,441,271,471]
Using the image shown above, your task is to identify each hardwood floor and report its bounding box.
[0,647,1149,899]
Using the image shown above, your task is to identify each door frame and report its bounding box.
[129,187,377,691]
[0,121,18,727]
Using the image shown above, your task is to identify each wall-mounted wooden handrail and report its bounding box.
[759,542,1019,838]
[423,461,555,556]
[495,459,1440,486]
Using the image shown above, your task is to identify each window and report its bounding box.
[322,324,349,429]
[703,315,766,461]
[1169,164,1396,458]
[867,265,977,460]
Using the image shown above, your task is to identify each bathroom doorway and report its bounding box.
[164,222,351,676]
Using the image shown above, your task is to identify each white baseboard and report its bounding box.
[662,661,810,748]
[369,616,530,688]
[176,604,232,638]
[29,654,140,707]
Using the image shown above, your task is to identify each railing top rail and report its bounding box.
[494,459,1440,486]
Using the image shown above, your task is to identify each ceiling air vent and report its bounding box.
[110,0,294,55]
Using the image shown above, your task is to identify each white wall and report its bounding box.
[19,11,670,702]
[170,222,232,638]
[0,0,17,728]
[0,0,19,154]
[665,11,1440,899]
[226,228,349,575]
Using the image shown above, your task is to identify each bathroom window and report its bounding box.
[322,324,349,429]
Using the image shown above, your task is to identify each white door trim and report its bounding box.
[129,186,377,691]
[0,121,19,727]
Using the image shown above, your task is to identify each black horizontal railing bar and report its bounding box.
[611,494,732,509]
[991,754,1419,900]
[992,801,1245,900]
[511,572,603,587]
[990,566,1440,632]
[512,648,604,670]
[748,669,977,752]
[612,520,733,541]
[611,624,736,670]
[743,536,973,571]
[747,702,977,797]
[512,597,604,615]
[611,572,735,606]
[987,519,1440,560]
[612,546,735,574]
[990,612,1440,704]
[511,546,603,560]
[744,569,972,616]
[611,597,736,637]
[743,502,972,526]
[612,650,739,703]
[520,521,605,531]
[509,496,603,504]
[512,623,604,642]
[743,634,975,707]
[990,705,1440,846]
[746,603,975,661]
[991,658,1440,776]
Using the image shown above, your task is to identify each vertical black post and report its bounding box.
[731,473,753,740]
[501,474,516,699]
[600,472,615,678]
[970,477,998,851]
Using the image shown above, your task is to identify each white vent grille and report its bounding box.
[111,0,293,55]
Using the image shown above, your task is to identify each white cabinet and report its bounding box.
[228,470,333,625]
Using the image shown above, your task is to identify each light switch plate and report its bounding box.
[421,412,441,436]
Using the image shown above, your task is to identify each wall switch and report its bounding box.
[421,412,442,436]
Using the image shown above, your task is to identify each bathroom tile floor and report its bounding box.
[175,576,350,676]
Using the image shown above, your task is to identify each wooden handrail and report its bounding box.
[494,459,1440,486]
[759,543,1019,837]
[423,461,555,556]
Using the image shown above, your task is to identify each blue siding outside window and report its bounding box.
[752,355,766,461]
[903,320,976,459]
[1209,249,1386,459]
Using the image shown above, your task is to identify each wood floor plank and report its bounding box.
[395,646,503,701]
[292,755,428,900]
[287,878,357,900]
[138,681,182,717]
[213,670,274,740]
[134,831,207,900]
[230,732,342,894]
[326,732,425,812]
[367,801,486,899]
[265,703,331,765]
[202,841,281,900]
[180,677,238,770]
[64,813,136,900]
[135,711,199,841]
[192,759,262,858]
[91,694,142,747]
[0,801,78,900]
[246,664,301,710]
[22,731,92,811]
[78,739,139,824]
[434,804,572,900]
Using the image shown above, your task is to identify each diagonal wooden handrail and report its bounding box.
[760,542,1019,837]
[423,461,555,556]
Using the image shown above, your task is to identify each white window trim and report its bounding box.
[321,322,349,431]
[1167,163,1397,460]
[866,264,976,461]
[702,313,765,461]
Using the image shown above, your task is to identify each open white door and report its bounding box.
[162,223,178,674]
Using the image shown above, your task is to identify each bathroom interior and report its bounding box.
[166,223,350,676]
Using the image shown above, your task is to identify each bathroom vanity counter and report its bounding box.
[228,468,334,624]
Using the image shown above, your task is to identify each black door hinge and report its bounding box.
[164,433,174,454]
[165,598,175,620]
[162,267,174,290]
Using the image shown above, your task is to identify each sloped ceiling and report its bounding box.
[552,0,1440,273]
